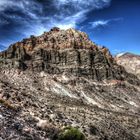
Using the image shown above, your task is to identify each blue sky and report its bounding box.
[0,0,140,55]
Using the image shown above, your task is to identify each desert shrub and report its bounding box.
[54,127,85,140]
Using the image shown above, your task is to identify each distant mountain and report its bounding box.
[116,52,140,79]
[0,28,140,140]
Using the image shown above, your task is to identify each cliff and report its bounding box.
[0,28,139,84]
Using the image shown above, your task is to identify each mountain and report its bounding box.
[116,52,140,79]
[0,27,139,84]
[0,28,140,140]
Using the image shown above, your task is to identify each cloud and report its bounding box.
[90,18,123,29]
[0,0,112,30]
[90,20,109,28]
[0,44,6,52]
[0,0,112,48]
[0,18,9,25]
[52,0,112,28]
[55,0,111,11]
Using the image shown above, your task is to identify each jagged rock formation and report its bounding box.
[116,52,140,79]
[0,28,139,84]
[0,28,140,140]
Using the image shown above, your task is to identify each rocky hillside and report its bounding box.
[116,52,140,79]
[0,28,140,140]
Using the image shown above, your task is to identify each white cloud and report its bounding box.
[48,0,112,30]
[91,20,109,28]
[90,18,123,29]
[0,0,10,11]
[0,0,112,36]
[55,0,111,10]
[0,43,6,52]
[0,18,9,25]
[52,10,87,29]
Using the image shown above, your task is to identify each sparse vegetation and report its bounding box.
[54,127,85,140]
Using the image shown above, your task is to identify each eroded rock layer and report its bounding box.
[0,28,139,84]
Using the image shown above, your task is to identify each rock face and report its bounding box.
[0,28,139,84]
[116,52,140,79]
[0,28,140,140]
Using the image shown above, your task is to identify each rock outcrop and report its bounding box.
[0,28,139,84]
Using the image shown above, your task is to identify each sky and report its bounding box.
[0,0,140,55]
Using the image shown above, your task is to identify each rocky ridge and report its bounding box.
[0,28,140,140]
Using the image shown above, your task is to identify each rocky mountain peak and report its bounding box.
[0,28,139,84]
[7,27,95,53]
